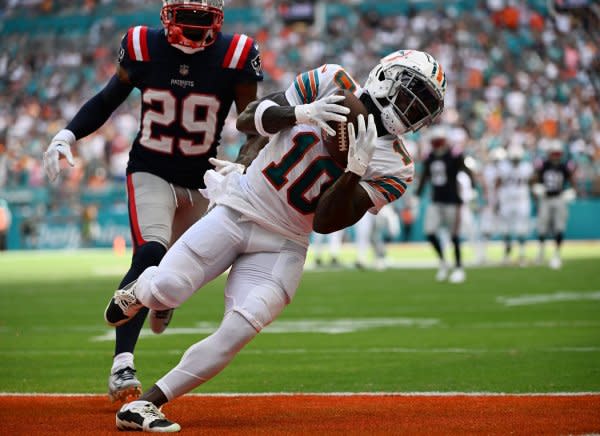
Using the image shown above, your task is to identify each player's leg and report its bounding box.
[516,201,531,266]
[328,229,344,267]
[537,199,550,264]
[147,188,210,334]
[117,230,306,430]
[446,204,465,283]
[424,203,447,280]
[108,172,175,403]
[311,231,326,266]
[550,198,568,269]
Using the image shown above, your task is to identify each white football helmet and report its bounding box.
[489,147,507,162]
[364,50,446,135]
[507,145,525,161]
[161,0,224,50]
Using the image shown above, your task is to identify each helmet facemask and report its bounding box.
[365,51,445,136]
[161,1,224,51]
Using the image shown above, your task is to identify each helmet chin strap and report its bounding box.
[381,105,407,136]
[361,92,406,137]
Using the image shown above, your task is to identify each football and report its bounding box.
[321,89,369,167]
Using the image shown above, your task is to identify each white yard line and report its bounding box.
[497,291,600,306]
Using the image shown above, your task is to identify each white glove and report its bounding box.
[209,157,245,176]
[346,114,377,177]
[43,129,76,181]
[294,94,350,136]
[532,183,546,198]
[561,188,576,203]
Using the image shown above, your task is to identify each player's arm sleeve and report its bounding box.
[359,175,410,213]
[284,64,356,105]
[313,172,375,234]
[66,71,133,140]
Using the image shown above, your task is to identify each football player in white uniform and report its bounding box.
[479,147,506,264]
[496,145,534,265]
[104,50,446,432]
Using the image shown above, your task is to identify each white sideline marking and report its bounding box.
[497,291,600,306]
[0,391,599,397]
[2,347,600,356]
[90,318,440,341]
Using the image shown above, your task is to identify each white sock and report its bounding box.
[112,352,135,373]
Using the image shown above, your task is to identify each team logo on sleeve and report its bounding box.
[251,54,262,75]
[179,64,190,76]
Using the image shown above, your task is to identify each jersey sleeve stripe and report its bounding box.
[308,70,318,100]
[127,28,135,60]
[294,75,309,103]
[226,34,249,69]
[139,26,150,61]
[301,72,314,102]
[367,177,407,202]
[222,34,241,68]
[131,26,149,62]
[235,36,254,69]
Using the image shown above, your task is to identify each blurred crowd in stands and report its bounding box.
[1,0,599,200]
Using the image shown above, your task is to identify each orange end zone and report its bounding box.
[1,394,599,435]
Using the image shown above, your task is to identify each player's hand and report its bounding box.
[561,188,576,203]
[43,129,76,181]
[532,183,546,198]
[346,114,377,177]
[294,95,350,136]
[209,158,245,176]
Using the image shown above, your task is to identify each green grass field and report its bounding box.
[1,242,599,395]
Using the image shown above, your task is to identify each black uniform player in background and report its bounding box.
[43,0,263,403]
[531,140,577,269]
[415,126,473,283]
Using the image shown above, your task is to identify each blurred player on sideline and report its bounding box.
[496,145,533,266]
[479,147,506,264]
[311,230,344,267]
[42,0,265,403]
[103,50,446,432]
[532,140,577,269]
[415,125,473,283]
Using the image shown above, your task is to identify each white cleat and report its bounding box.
[149,309,174,334]
[549,255,562,270]
[449,268,466,283]
[435,262,449,282]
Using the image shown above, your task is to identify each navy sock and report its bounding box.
[451,235,462,268]
[115,241,167,356]
[427,234,444,261]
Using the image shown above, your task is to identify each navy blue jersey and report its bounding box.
[535,159,575,197]
[118,26,263,189]
[422,147,466,204]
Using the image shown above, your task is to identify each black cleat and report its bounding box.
[104,281,143,327]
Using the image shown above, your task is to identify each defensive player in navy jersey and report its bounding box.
[531,140,577,269]
[42,0,265,403]
[415,126,473,283]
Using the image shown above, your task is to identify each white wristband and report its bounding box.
[53,129,76,145]
[254,99,279,137]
